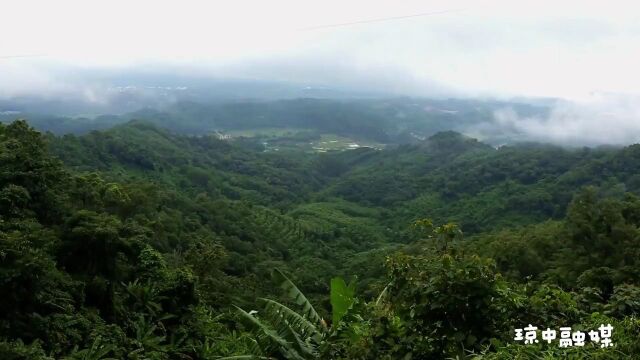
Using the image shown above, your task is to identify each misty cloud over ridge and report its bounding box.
[472,95,640,146]
[3,0,640,146]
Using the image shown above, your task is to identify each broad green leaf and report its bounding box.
[330,276,356,326]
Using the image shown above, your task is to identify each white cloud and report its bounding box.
[483,94,640,146]
[3,0,640,101]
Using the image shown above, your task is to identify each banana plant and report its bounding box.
[221,269,356,360]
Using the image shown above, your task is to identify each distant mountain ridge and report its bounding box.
[2,97,551,146]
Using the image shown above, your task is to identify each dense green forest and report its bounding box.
[2,118,640,359]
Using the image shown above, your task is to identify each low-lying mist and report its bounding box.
[472,94,640,146]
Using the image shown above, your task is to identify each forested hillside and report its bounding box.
[2,119,640,359]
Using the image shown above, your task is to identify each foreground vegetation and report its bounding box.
[2,119,640,359]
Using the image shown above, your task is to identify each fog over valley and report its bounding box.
[3,0,640,146]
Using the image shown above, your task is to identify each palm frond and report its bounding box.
[284,323,318,358]
[234,306,290,350]
[273,269,322,327]
[259,298,321,341]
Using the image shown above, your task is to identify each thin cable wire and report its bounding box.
[298,8,462,31]
[0,9,462,60]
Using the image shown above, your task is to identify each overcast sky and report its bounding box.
[2,0,640,100]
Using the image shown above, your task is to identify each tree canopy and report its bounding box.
[1,119,639,358]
